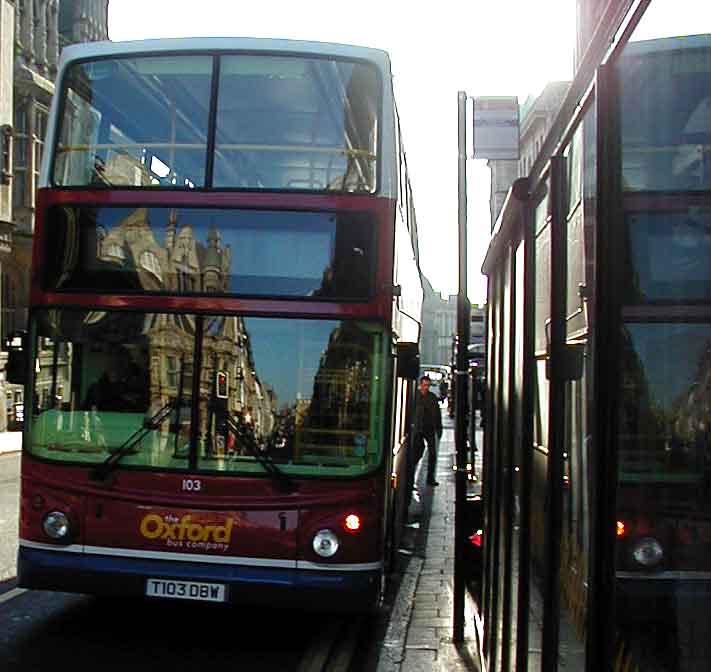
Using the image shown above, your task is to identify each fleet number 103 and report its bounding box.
[181,479,202,492]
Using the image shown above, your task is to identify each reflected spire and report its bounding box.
[166,208,178,251]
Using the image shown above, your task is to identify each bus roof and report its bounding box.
[58,37,392,72]
[623,33,711,58]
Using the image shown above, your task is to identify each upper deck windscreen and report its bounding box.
[52,53,380,193]
[620,36,711,193]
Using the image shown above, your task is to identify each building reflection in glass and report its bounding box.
[30,307,383,475]
[620,324,711,481]
[32,203,383,474]
[46,205,374,299]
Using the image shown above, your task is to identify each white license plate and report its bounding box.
[145,578,226,603]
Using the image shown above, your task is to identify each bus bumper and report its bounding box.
[617,575,711,627]
[17,546,381,613]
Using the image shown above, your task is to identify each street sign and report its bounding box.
[473,96,520,160]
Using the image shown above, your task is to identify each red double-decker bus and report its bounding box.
[12,37,423,612]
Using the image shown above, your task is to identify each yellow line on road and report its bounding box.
[0,587,27,605]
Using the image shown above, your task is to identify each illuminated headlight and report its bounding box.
[632,537,664,568]
[312,529,339,558]
[43,511,70,541]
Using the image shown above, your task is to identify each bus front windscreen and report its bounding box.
[619,322,711,489]
[29,310,386,477]
[620,36,711,193]
[52,53,380,192]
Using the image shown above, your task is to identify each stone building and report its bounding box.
[0,1,13,256]
[0,0,109,430]
[488,157,518,232]
[488,80,570,229]
[487,0,601,231]
[420,274,487,368]
[420,275,457,367]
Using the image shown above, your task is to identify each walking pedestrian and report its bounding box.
[413,375,443,486]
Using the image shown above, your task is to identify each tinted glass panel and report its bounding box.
[507,241,524,669]
[53,57,213,188]
[28,310,385,478]
[617,322,711,668]
[619,323,711,489]
[624,210,711,302]
[44,206,374,299]
[557,103,596,671]
[214,56,379,192]
[534,189,551,353]
[30,309,193,468]
[559,367,591,670]
[564,124,587,338]
[530,185,550,670]
[196,316,385,475]
[620,35,711,192]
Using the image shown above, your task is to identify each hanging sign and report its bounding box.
[473,97,520,160]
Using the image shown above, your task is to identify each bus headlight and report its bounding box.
[43,511,71,541]
[632,537,664,568]
[312,529,339,558]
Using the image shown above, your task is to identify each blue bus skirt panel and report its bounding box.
[17,546,381,613]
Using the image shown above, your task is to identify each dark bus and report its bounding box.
[478,14,711,672]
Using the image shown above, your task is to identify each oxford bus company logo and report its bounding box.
[139,513,234,552]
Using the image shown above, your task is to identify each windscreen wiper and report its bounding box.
[224,412,296,493]
[90,400,175,482]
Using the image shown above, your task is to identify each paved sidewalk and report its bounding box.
[0,431,22,455]
[376,416,481,672]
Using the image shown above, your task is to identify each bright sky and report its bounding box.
[108,0,711,303]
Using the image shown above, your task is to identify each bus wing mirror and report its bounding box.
[395,342,419,380]
[545,343,584,382]
[5,330,28,385]
[563,344,585,381]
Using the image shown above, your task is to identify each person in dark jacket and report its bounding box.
[83,350,148,413]
[413,375,443,486]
